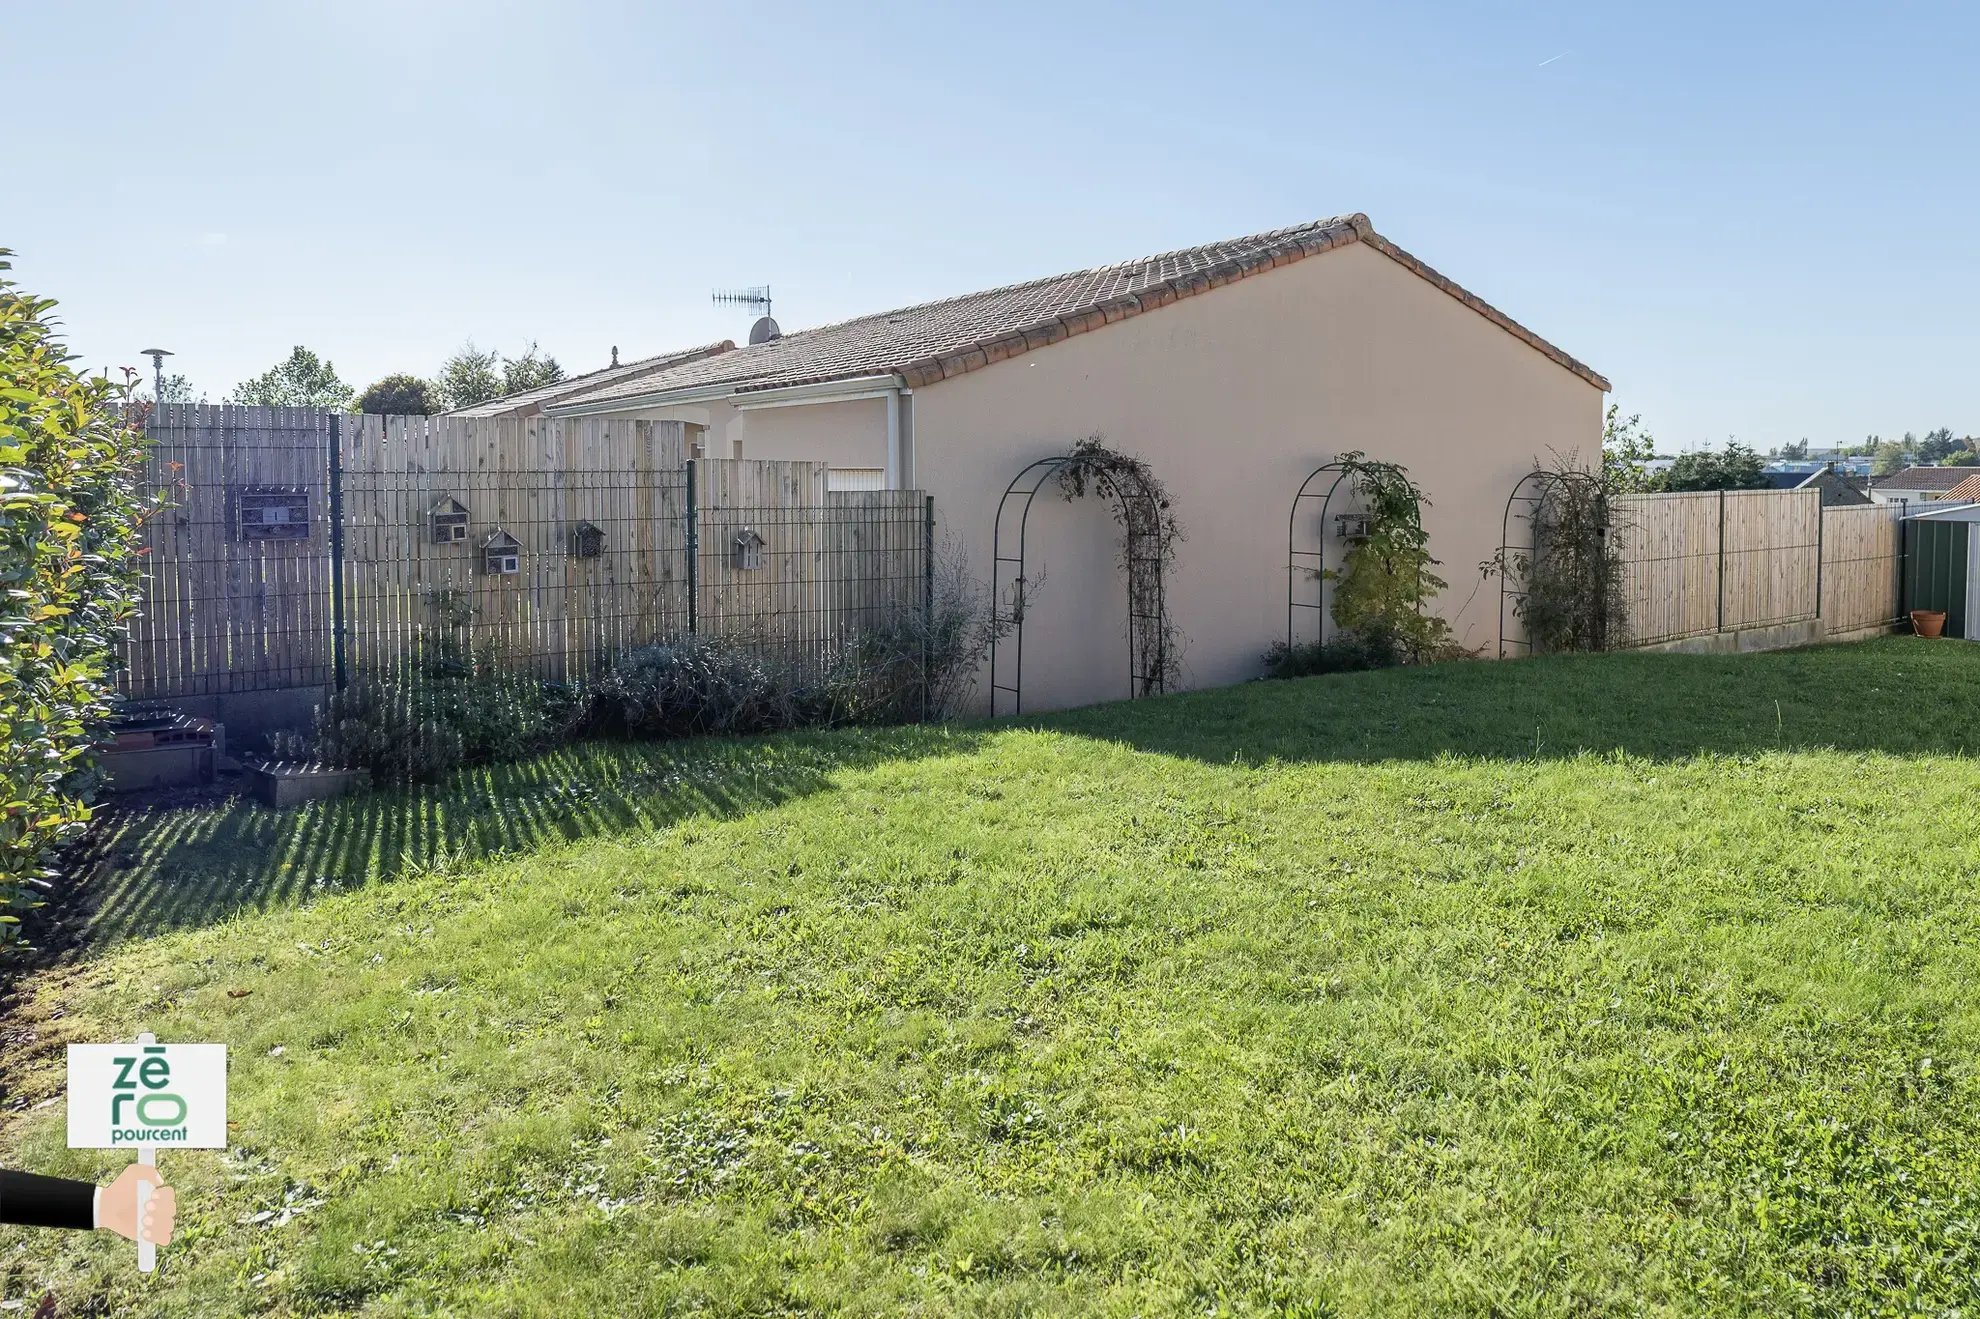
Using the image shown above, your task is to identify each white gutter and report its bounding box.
[546,372,906,420]
[547,379,742,418]
[728,375,904,411]
[885,388,902,489]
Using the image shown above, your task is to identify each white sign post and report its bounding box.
[68,1033,227,1272]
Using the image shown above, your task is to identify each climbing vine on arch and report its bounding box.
[1320,452,1460,663]
[1054,436,1186,696]
[1482,457,1628,656]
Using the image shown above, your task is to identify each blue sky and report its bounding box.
[9,0,1977,451]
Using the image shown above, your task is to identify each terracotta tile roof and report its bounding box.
[1880,465,1976,492]
[548,213,1608,413]
[445,341,735,418]
[1938,471,1980,502]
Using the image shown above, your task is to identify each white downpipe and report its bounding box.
[885,387,902,489]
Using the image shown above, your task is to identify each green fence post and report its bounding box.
[921,494,935,723]
[685,459,698,636]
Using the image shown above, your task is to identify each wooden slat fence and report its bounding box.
[126,405,337,699]
[339,414,688,682]
[123,408,929,701]
[692,458,930,675]
[1820,500,1907,635]
[1607,488,1903,649]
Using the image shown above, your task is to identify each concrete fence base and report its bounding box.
[1632,618,1898,657]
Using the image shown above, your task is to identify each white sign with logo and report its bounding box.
[67,1042,228,1149]
[68,1036,227,1274]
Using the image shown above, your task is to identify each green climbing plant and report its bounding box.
[1320,453,1461,664]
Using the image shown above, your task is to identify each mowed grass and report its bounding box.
[5,639,1980,1316]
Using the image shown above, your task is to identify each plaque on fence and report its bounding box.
[235,487,310,541]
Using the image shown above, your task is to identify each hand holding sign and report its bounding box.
[68,1033,225,1272]
[98,1164,176,1246]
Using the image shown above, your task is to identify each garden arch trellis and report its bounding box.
[1495,467,1613,658]
[989,451,1173,715]
[1286,457,1414,649]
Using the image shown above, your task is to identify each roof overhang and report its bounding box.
[546,373,904,419]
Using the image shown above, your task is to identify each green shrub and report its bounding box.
[284,640,585,783]
[1262,624,1405,680]
[592,635,846,740]
[0,252,152,945]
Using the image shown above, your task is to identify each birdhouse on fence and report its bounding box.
[569,520,605,559]
[480,528,522,576]
[732,527,766,571]
[235,486,310,541]
[1333,511,1374,544]
[430,496,470,544]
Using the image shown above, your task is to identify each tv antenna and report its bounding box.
[712,285,780,344]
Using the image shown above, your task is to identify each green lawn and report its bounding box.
[6,638,1980,1316]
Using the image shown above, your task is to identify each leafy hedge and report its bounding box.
[0,251,151,947]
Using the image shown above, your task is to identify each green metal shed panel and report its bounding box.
[1904,519,1970,638]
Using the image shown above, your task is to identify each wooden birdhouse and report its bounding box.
[732,527,766,571]
[235,486,310,541]
[430,496,470,545]
[480,528,522,576]
[569,520,605,559]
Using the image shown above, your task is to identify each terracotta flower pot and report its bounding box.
[1911,609,1948,639]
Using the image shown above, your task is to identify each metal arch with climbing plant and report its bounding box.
[1487,465,1625,658]
[989,438,1183,715]
[1286,452,1455,663]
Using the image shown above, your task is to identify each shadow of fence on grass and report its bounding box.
[71,725,985,949]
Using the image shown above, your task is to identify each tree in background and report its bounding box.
[435,342,501,410]
[230,346,354,408]
[1778,438,1809,461]
[358,374,441,416]
[1602,404,1659,494]
[0,251,154,946]
[1919,427,1958,463]
[1661,440,1769,492]
[1872,440,1907,476]
[433,341,565,411]
[501,342,564,395]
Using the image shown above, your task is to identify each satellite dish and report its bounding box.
[748,316,782,345]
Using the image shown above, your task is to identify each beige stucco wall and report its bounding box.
[732,397,889,470]
[912,240,1605,713]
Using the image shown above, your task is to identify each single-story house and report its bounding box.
[1871,466,1974,506]
[506,213,1609,712]
[1794,464,1871,507]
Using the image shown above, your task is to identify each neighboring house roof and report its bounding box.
[1877,466,1974,492]
[1939,471,1980,502]
[445,341,736,418]
[1794,466,1871,506]
[546,213,1608,415]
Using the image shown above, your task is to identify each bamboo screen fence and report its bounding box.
[1608,489,1907,648]
[123,407,931,702]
